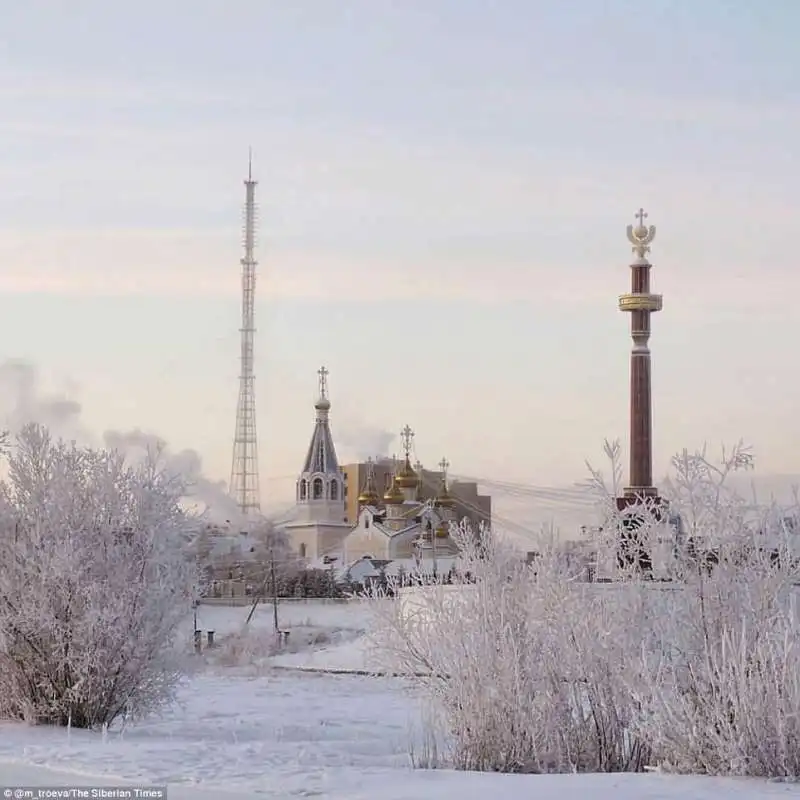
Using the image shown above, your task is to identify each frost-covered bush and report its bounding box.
[371,439,800,779]
[0,424,198,729]
[597,443,800,778]
[369,522,649,773]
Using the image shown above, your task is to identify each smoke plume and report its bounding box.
[102,429,243,525]
[334,422,396,462]
[0,359,241,525]
[0,360,92,443]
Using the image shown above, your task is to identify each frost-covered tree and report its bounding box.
[0,424,198,729]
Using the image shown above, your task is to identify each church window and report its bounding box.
[313,477,324,499]
[317,440,325,470]
[299,479,307,500]
[299,543,307,558]
[365,517,370,529]
[330,480,338,500]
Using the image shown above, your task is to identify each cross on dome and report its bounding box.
[400,424,415,458]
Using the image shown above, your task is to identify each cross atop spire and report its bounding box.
[635,207,648,227]
[438,457,450,479]
[318,366,329,399]
[400,425,414,459]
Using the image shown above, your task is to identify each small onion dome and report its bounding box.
[394,457,419,489]
[383,477,405,505]
[433,483,456,509]
[358,484,380,506]
[314,396,331,412]
[435,523,449,539]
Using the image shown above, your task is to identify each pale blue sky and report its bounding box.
[1,0,799,512]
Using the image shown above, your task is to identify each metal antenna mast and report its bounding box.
[230,150,261,517]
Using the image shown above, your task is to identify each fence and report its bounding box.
[198,596,352,607]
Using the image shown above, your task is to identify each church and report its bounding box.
[283,367,470,569]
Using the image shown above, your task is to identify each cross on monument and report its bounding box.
[635,208,648,227]
[438,457,450,477]
[317,365,329,398]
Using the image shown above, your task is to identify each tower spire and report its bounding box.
[229,155,261,517]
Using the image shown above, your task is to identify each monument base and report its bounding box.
[614,493,665,573]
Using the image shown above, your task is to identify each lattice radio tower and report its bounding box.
[229,151,261,517]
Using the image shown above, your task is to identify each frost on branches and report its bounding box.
[370,440,800,778]
[597,441,800,778]
[0,424,199,729]
[369,520,650,774]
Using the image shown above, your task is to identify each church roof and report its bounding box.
[300,366,340,475]
[301,416,340,474]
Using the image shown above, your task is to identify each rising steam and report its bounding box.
[0,359,241,524]
[334,422,396,462]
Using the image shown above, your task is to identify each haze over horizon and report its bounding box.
[1,1,798,521]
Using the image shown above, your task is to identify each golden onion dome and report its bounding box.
[383,477,405,505]
[435,523,448,539]
[358,486,380,506]
[394,457,419,489]
[434,483,456,509]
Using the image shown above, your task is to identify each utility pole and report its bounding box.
[270,544,279,633]
[245,543,279,630]
[432,519,438,581]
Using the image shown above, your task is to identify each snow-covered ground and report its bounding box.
[1,599,799,799]
[190,598,375,640]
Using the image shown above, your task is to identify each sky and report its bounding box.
[0,0,799,521]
